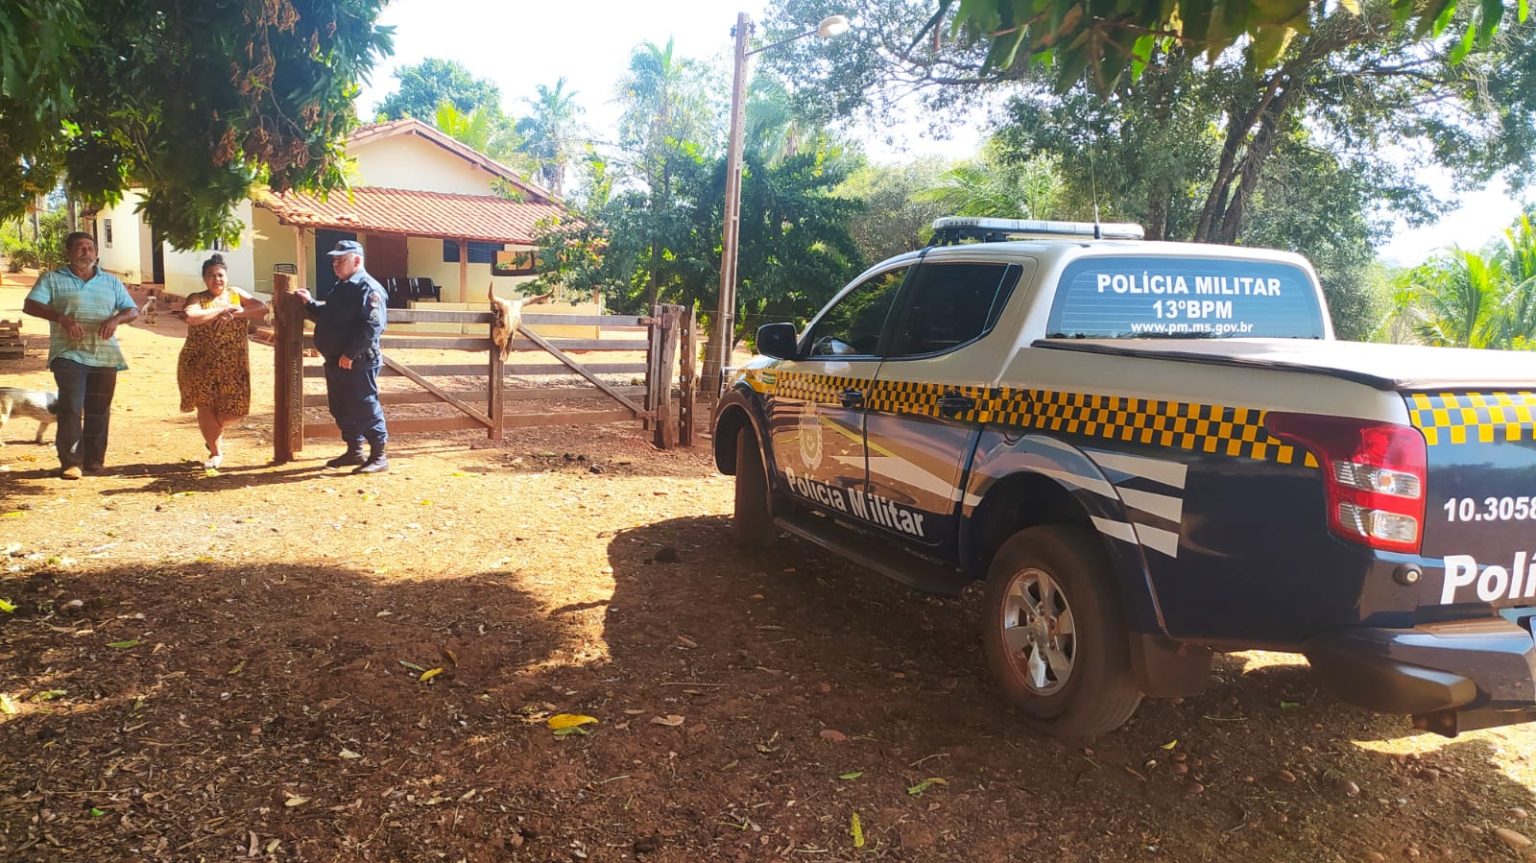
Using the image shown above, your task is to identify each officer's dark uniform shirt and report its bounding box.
[307,269,386,363]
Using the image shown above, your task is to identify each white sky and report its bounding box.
[360,0,1529,267]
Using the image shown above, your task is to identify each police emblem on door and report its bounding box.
[798,403,824,471]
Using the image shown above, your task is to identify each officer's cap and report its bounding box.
[326,239,365,257]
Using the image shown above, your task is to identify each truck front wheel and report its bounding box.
[733,424,775,547]
[982,526,1143,737]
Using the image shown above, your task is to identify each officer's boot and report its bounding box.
[326,442,366,468]
[353,442,389,475]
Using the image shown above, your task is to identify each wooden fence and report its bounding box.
[270,273,695,463]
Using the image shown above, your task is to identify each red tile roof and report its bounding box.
[256,187,574,245]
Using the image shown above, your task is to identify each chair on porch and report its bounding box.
[408,277,440,302]
[382,277,410,309]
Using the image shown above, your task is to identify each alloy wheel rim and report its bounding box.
[1000,566,1077,695]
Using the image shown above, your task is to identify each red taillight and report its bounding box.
[1263,412,1427,554]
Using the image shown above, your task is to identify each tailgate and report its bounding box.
[1410,391,1536,606]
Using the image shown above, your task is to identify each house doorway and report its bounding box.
[150,224,165,284]
[364,234,407,285]
[314,229,357,299]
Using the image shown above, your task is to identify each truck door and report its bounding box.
[862,261,1025,550]
[765,266,909,516]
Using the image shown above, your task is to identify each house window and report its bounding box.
[103,219,113,248]
[442,240,503,265]
[494,249,538,276]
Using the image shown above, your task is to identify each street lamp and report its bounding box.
[704,12,851,400]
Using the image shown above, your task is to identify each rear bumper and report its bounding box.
[1304,618,1536,735]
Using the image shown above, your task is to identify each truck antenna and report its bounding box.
[1088,144,1102,240]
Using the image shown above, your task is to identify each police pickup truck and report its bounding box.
[713,216,1536,738]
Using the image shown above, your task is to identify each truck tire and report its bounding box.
[982,525,1143,737]
[734,425,775,547]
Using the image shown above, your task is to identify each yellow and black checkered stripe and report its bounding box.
[1407,391,1536,446]
[755,370,1316,467]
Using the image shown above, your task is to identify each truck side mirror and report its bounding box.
[756,322,800,360]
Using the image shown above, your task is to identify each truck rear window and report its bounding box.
[1045,256,1326,339]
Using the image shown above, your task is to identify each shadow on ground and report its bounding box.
[2,522,1533,862]
[595,516,1536,862]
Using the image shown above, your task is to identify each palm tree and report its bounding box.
[515,78,584,197]
[1407,249,1505,348]
[1495,215,1536,347]
[616,39,712,307]
[432,101,520,165]
[917,141,1064,219]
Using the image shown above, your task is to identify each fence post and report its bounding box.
[488,317,505,441]
[652,305,681,449]
[678,306,697,447]
[643,304,660,432]
[272,272,305,463]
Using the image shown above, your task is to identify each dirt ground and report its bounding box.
[4,274,1536,863]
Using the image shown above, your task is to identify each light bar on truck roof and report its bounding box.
[930,216,1146,243]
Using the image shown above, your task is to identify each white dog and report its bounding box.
[0,387,58,445]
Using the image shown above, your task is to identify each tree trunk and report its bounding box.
[1145,191,1168,241]
[1195,75,1283,243]
[1217,82,1297,244]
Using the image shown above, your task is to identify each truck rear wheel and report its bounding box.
[733,424,775,547]
[982,526,1142,737]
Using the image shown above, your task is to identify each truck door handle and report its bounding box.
[840,389,864,409]
[937,394,975,417]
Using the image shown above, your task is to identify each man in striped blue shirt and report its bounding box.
[23,232,139,479]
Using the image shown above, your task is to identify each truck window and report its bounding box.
[1045,256,1326,339]
[804,267,909,357]
[887,262,1020,358]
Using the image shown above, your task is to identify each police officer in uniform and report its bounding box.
[293,240,390,474]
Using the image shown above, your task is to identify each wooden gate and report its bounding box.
[270,273,696,463]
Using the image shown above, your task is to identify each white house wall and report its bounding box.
[250,206,292,297]
[162,200,256,297]
[351,134,501,195]
[94,190,146,283]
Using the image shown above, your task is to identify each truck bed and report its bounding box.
[1036,338,1536,391]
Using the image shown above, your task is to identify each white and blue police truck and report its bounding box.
[713,216,1536,738]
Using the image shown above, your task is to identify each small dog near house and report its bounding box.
[0,387,58,446]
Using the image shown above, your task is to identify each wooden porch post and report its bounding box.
[458,239,468,304]
[272,272,305,463]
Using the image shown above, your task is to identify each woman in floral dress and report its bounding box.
[176,254,267,468]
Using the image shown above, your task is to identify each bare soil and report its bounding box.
[3,275,1536,863]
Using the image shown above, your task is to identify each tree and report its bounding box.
[514,79,585,197]
[615,39,717,308]
[376,58,501,120]
[916,142,1063,220]
[432,102,522,166]
[1387,213,1536,348]
[875,2,1533,337]
[939,0,1520,93]
[0,0,393,249]
[835,158,949,264]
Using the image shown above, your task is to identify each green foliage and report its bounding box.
[1386,212,1536,348]
[432,101,523,165]
[915,143,1063,221]
[533,143,863,335]
[835,158,949,264]
[0,209,70,272]
[939,0,1523,93]
[514,78,585,197]
[376,58,501,120]
[0,0,395,251]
